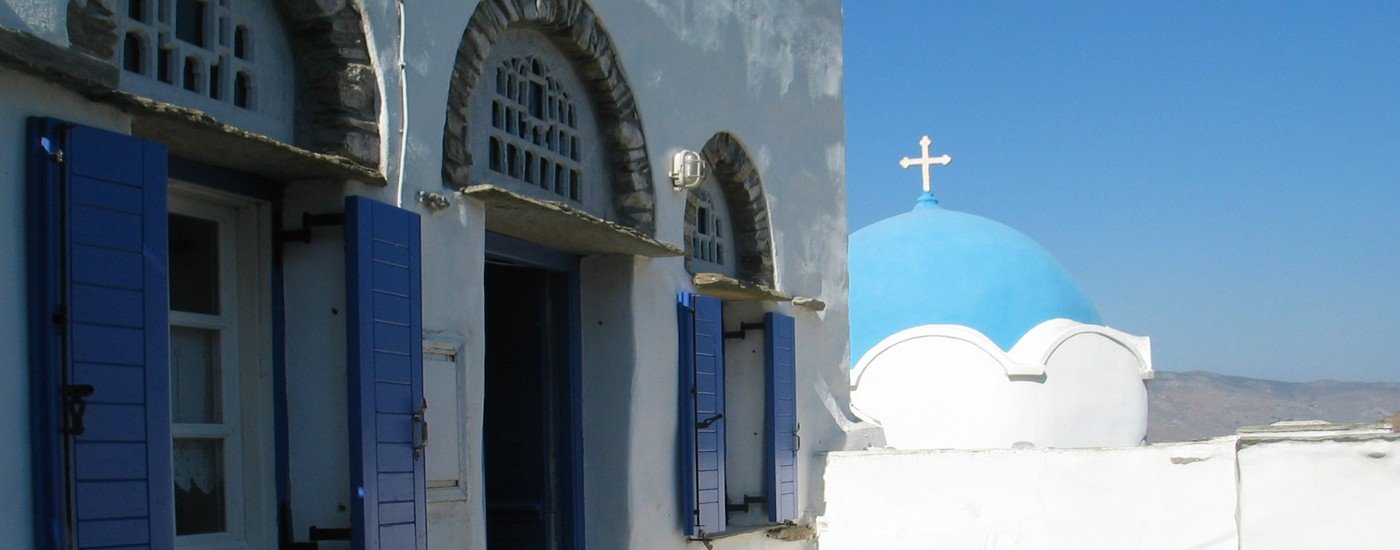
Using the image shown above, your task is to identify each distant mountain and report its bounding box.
[1147,371,1400,443]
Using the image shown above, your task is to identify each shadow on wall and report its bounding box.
[580,255,639,545]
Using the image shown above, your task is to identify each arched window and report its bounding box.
[469,28,611,219]
[113,0,294,141]
[685,179,738,277]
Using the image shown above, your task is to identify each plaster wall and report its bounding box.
[0,67,131,549]
[396,1,855,547]
[1,1,855,548]
[1237,437,1400,549]
[850,324,1147,449]
[0,0,63,44]
[818,441,1240,550]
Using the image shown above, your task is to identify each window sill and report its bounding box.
[688,522,810,546]
[461,184,684,257]
[0,28,385,186]
[693,273,790,302]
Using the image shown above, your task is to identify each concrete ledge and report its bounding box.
[107,93,385,185]
[1,29,384,185]
[693,272,791,302]
[460,184,683,258]
[792,296,826,312]
[0,27,117,95]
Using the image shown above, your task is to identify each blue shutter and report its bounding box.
[679,293,726,536]
[765,312,798,523]
[28,119,174,548]
[345,196,428,549]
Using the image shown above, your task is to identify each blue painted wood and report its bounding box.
[765,312,799,523]
[28,120,174,549]
[678,293,727,536]
[346,196,427,549]
[28,117,69,550]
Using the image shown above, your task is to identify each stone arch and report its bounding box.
[276,1,381,166]
[696,132,775,286]
[441,0,656,235]
[65,0,381,167]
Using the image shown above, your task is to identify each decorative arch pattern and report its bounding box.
[695,132,775,286]
[65,0,382,167]
[442,0,656,235]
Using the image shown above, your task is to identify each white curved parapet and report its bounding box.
[850,319,1153,450]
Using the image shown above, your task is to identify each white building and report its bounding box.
[4,2,1395,549]
[0,1,864,547]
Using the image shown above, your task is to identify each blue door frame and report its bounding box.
[484,231,585,549]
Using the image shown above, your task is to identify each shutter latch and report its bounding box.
[61,384,95,435]
[696,413,723,429]
[412,398,429,460]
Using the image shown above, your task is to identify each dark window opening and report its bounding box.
[183,57,200,92]
[233,25,250,59]
[123,33,144,73]
[176,0,206,47]
[233,71,251,108]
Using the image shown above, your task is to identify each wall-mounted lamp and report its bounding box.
[670,150,708,190]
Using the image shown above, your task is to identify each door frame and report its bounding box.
[483,231,584,549]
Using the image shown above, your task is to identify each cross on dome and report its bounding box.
[899,135,952,194]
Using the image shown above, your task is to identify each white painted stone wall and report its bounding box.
[1237,437,1400,549]
[818,433,1400,549]
[0,1,859,548]
[850,320,1151,450]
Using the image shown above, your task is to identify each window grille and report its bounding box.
[688,188,730,271]
[487,56,584,202]
[115,0,261,110]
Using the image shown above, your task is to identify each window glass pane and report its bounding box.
[171,326,221,423]
[174,438,226,535]
[168,214,220,314]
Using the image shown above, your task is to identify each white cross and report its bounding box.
[899,135,952,194]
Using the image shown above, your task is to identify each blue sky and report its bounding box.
[843,2,1399,383]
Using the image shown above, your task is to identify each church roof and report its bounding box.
[850,193,1101,363]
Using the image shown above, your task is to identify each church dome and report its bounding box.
[850,193,1101,363]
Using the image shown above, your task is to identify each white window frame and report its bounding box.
[168,182,276,549]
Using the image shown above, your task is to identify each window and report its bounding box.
[679,294,799,538]
[686,181,738,277]
[112,0,294,141]
[486,55,584,202]
[167,185,275,547]
[469,28,613,220]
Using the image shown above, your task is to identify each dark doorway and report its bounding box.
[483,254,579,549]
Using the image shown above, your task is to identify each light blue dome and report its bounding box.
[850,193,1100,363]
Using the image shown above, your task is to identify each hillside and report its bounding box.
[1147,371,1400,443]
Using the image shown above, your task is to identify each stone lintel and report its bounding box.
[0,27,118,95]
[792,296,827,312]
[460,184,683,258]
[110,93,385,185]
[693,272,791,303]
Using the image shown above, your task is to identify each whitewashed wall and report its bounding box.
[0,1,858,548]
[818,433,1400,549]
[1237,437,1400,549]
[850,321,1150,450]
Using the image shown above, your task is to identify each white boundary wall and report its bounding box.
[818,432,1400,549]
